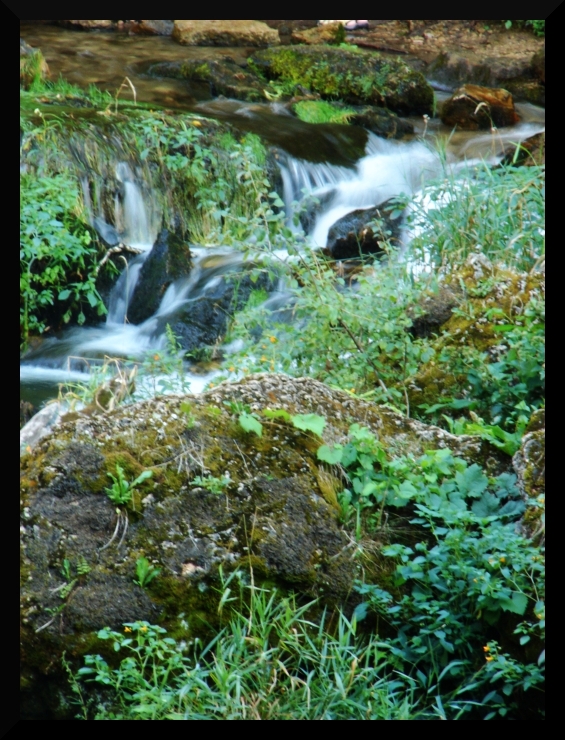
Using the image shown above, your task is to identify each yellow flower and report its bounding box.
[485,656,494,662]
[499,557,506,563]
[153,354,161,361]
[483,645,490,652]
[350,389,356,394]
[140,626,148,632]
[473,578,478,583]
[261,356,268,362]
[192,120,202,127]
[124,627,132,633]
[229,366,235,372]
[269,336,277,344]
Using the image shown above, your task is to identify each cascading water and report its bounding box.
[20,100,545,420]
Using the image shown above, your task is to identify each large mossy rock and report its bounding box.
[173,20,280,47]
[249,46,434,115]
[20,373,505,717]
[440,84,519,130]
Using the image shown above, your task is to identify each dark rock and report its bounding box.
[249,45,434,115]
[127,229,193,325]
[441,84,519,130]
[163,263,275,355]
[326,200,403,260]
[349,106,414,138]
[501,131,545,167]
[408,286,461,339]
[130,19,174,36]
[148,58,270,102]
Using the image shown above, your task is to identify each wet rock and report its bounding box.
[501,131,545,167]
[127,229,193,325]
[163,263,275,355]
[250,46,434,116]
[173,20,280,47]
[325,200,403,259]
[348,106,414,138]
[130,19,174,36]
[291,23,347,45]
[148,58,270,102]
[441,84,519,130]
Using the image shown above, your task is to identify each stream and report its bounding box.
[20,23,545,418]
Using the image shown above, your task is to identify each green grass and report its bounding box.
[293,100,357,125]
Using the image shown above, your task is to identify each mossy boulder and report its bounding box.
[20,373,506,717]
[147,58,272,102]
[172,20,280,47]
[249,46,434,115]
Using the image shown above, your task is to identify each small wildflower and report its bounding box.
[140,625,148,632]
[153,354,160,361]
[350,388,356,394]
[229,366,235,372]
[261,356,268,362]
[500,557,506,563]
[485,656,494,662]
[483,645,490,653]
[269,336,277,343]
[192,120,202,127]
[473,578,478,583]
[124,626,132,633]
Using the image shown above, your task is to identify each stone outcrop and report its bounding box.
[440,84,519,130]
[173,20,280,47]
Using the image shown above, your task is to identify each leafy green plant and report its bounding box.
[20,173,106,348]
[104,464,153,506]
[134,557,161,588]
[191,475,230,495]
[504,20,545,36]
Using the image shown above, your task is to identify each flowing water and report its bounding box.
[20,23,545,417]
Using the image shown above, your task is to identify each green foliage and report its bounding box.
[318,431,544,718]
[293,100,356,125]
[191,475,230,494]
[20,173,106,347]
[104,464,153,506]
[504,20,545,36]
[238,412,263,437]
[408,163,545,272]
[69,576,444,720]
[133,557,161,588]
